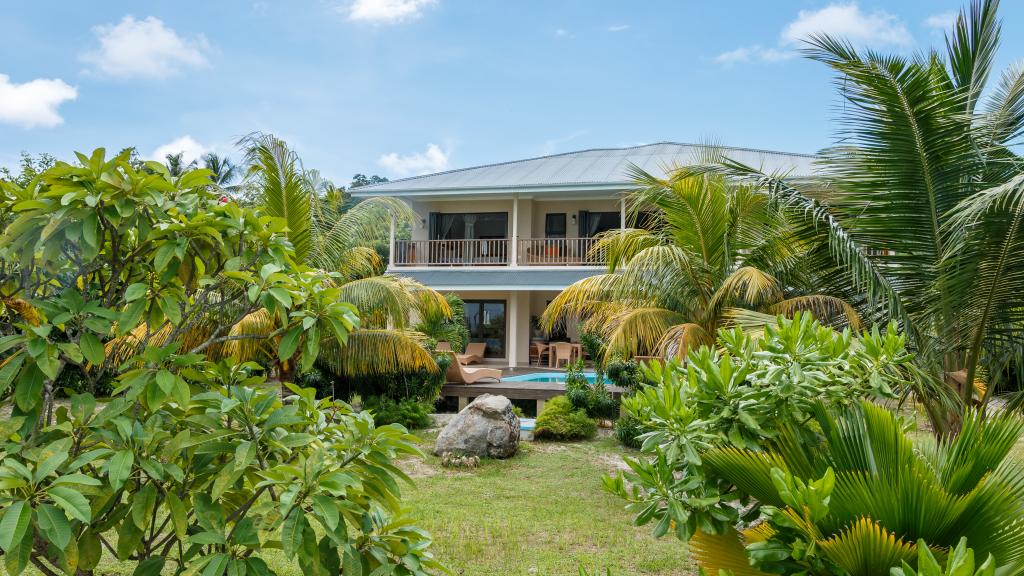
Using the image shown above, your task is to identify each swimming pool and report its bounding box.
[503,372,597,384]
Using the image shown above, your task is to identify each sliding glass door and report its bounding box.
[463,300,506,358]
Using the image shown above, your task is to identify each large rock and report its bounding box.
[433,394,520,459]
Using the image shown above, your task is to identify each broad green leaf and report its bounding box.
[36,503,71,550]
[48,486,92,523]
[131,483,157,529]
[167,492,188,539]
[312,494,340,531]
[124,283,149,302]
[278,326,302,361]
[107,450,134,490]
[79,332,105,365]
[134,557,166,576]
[0,500,32,552]
[282,509,307,559]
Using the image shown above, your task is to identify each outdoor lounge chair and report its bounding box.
[435,341,453,352]
[456,342,487,365]
[444,352,502,383]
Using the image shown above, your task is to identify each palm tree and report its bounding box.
[164,152,197,177]
[541,165,859,359]
[227,132,445,378]
[717,0,1024,408]
[201,152,240,189]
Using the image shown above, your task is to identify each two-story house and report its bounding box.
[353,142,815,368]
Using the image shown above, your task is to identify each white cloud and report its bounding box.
[82,16,209,79]
[716,3,910,67]
[0,74,77,129]
[607,24,629,32]
[555,28,569,37]
[781,3,911,47]
[377,143,448,176]
[346,0,437,23]
[149,136,209,165]
[714,45,795,66]
[924,11,958,30]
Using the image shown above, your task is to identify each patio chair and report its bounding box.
[548,342,574,368]
[530,342,549,366]
[457,342,487,365]
[444,352,502,384]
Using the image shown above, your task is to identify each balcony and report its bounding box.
[392,238,605,267]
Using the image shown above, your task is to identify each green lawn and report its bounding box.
[401,432,691,576]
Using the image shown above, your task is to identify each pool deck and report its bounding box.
[442,366,624,412]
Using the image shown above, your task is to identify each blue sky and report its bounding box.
[2,1,1022,184]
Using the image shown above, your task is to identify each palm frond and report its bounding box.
[318,329,437,378]
[688,529,773,576]
[817,518,919,576]
[769,295,862,330]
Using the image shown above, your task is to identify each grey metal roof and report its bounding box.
[354,142,817,196]
[391,268,601,290]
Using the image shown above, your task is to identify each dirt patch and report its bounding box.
[398,455,441,478]
[593,451,631,476]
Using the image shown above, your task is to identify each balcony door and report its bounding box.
[578,210,621,238]
[463,300,506,358]
[428,212,508,241]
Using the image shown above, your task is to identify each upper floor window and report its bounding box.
[579,210,620,238]
[428,212,508,240]
[545,213,566,238]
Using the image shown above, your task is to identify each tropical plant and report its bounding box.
[201,152,240,189]
[365,395,435,429]
[232,133,446,379]
[564,360,617,419]
[0,148,441,575]
[691,402,1024,575]
[416,293,470,353]
[534,396,597,440]
[542,166,860,361]
[163,151,197,177]
[892,538,996,576]
[709,0,1024,410]
[605,314,918,543]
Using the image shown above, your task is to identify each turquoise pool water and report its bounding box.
[503,372,597,384]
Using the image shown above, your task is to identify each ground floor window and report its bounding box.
[463,299,506,358]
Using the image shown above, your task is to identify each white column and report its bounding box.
[511,195,519,267]
[620,196,626,229]
[508,292,518,369]
[388,214,396,269]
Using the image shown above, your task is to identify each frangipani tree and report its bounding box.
[0,149,441,575]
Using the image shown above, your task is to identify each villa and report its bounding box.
[353,142,816,368]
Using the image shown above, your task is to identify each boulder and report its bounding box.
[433,394,520,459]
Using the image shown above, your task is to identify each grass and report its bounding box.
[400,431,691,575]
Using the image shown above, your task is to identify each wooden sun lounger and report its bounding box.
[456,342,486,365]
[445,352,501,384]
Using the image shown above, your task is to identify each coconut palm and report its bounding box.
[541,166,859,359]
[164,152,197,177]
[228,132,445,377]
[692,401,1024,574]
[201,152,240,189]
[712,0,1024,408]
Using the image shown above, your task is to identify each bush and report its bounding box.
[606,358,644,392]
[614,413,647,449]
[329,352,450,403]
[366,395,435,429]
[564,360,618,418]
[534,396,597,440]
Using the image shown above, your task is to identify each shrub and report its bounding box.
[534,396,597,440]
[579,330,605,370]
[366,395,435,429]
[331,351,450,403]
[607,314,919,551]
[613,413,646,449]
[565,360,618,418]
[606,358,644,392]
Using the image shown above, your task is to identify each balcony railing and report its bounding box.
[393,239,510,266]
[518,237,604,266]
[392,238,606,267]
